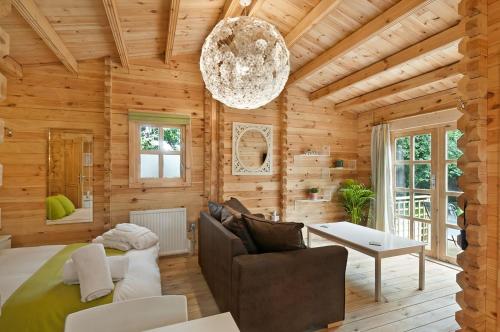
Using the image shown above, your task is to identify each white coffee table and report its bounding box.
[307,222,426,302]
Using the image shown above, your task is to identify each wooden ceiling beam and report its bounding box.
[102,0,129,70]
[247,0,265,16]
[363,88,458,117]
[0,56,22,78]
[286,0,433,87]
[310,22,464,101]
[285,0,342,47]
[334,62,460,112]
[0,0,11,17]
[12,0,78,74]
[165,0,180,63]
[220,0,244,19]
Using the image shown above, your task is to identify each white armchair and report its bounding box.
[64,296,188,332]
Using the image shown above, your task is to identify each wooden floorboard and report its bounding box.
[159,237,460,331]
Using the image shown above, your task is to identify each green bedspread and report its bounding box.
[0,243,124,332]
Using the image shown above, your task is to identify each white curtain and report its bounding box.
[371,124,394,233]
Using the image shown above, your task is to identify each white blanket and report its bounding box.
[63,256,129,285]
[0,244,161,306]
[72,244,114,302]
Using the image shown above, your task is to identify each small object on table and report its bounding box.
[369,241,382,246]
[270,211,280,222]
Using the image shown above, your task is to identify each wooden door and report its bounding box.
[63,137,83,208]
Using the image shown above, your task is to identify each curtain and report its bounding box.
[371,124,394,233]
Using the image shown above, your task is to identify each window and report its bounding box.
[129,111,192,188]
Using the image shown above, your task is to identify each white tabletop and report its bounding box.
[308,222,424,257]
[144,313,239,332]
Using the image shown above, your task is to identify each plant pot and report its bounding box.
[309,193,319,200]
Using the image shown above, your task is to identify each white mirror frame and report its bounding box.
[232,122,273,176]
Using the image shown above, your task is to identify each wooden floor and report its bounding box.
[159,237,460,331]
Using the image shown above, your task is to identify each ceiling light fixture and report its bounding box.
[200,0,290,109]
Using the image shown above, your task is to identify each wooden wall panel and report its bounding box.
[284,87,358,225]
[487,0,499,330]
[220,100,282,216]
[109,58,206,225]
[0,60,106,246]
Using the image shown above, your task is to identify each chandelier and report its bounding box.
[200,2,290,110]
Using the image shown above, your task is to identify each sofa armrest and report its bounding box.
[231,246,348,332]
[198,211,247,312]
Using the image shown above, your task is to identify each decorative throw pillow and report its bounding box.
[224,197,251,215]
[221,207,258,254]
[56,194,76,215]
[208,201,225,221]
[46,196,67,220]
[242,214,306,252]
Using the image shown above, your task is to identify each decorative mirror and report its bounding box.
[232,122,272,175]
[47,129,93,224]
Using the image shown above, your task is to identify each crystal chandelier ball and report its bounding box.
[200,16,290,110]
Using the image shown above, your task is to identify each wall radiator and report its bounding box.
[130,208,189,256]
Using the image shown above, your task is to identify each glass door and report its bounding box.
[391,125,464,263]
[393,129,436,257]
[437,128,464,264]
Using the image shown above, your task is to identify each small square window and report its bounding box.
[129,111,191,188]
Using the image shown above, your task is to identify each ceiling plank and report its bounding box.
[334,62,460,112]
[165,0,180,63]
[0,0,11,18]
[310,22,464,101]
[247,0,265,16]
[102,0,129,70]
[285,0,342,47]
[286,0,434,87]
[0,56,22,78]
[220,0,243,19]
[12,0,78,74]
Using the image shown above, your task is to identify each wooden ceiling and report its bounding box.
[0,0,462,113]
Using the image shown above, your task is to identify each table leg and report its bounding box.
[375,257,381,302]
[307,229,311,248]
[419,247,425,290]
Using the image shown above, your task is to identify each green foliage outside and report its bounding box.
[140,126,181,151]
[339,179,375,226]
[395,130,463,190]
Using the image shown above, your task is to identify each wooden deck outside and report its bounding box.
[159,237,460,332]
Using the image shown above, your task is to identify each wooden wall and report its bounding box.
[0,60,106,246]
[0,54,360,246]
[109,57,206,225]
[283,88,358,224]
[487,0,499,330]
[219,100,282,216]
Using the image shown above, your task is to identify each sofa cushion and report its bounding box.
[242,214,306,252]
[208,201,225,221]
[221,207,258,254]
[224,197,251,215]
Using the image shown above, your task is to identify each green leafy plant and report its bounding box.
[308,187,319,194]
[339,179,375,226]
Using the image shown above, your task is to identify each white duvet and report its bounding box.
[0,244,162,307]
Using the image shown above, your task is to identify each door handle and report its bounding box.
[431,174,436,189]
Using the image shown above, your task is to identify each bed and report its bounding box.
[0,244,162,331]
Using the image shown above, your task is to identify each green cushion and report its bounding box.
[46,196,66,220]
[55,194,76,215]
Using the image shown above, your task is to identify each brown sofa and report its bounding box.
[198,211,348,332]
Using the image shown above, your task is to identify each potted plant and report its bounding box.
[339,179,374,226]
[308,187,320,200]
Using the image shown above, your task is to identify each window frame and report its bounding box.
[128,111,192,188]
